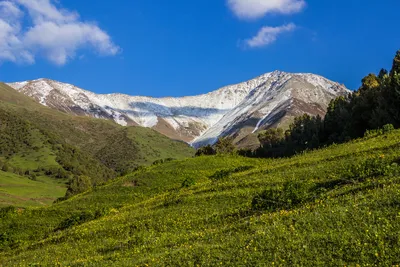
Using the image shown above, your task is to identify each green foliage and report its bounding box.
[152,158,175,166]
[196,137,236,157]
[181,177,196,188]
[195,145,216,156]
[0,206,16,219]
[56,209,109,231]
[163,191,183,207]
[364,124,395,138]
[28,173,37,181]
[383,123,395,133]
[65,175,92,197]
[1,164,10,172]
[258,128,285,148]
[214,137,236,155]
[252,181,316,211]
[209,166,254,181]
[343,157,400,182]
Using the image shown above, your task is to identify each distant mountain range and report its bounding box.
[8,71,350,148]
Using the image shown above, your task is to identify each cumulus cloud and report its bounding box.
[0,0,119,65]
[244,23,296,48]
[227,0,306,19]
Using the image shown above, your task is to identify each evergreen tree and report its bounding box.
[214,137,236,155]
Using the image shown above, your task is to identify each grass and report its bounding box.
[1,130,400,265]
[7,146,59,171]
[0,171,67,207]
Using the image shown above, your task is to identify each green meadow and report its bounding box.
[1,129,400,266]
[0,172,66,207]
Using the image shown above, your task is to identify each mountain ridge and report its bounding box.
[7,71,350,147]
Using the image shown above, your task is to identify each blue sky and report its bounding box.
[0,0,399,97]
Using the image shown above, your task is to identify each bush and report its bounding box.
[252,181,316,211]
[343,157,400,182]
[152,158,176,166]
[195,145,216,156]
[181,178,196,188]
[65,175,92,198]
[210,166,254,181]
[1,164,9,172]
[215,137,236,155]
[364,124,395,138]
[163,192,183,207]
[29,173,37,181]
[383,124,395,134]
[55,209,109,231]
[0,206,17,219]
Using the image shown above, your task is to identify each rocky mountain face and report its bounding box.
[7,71,350,148]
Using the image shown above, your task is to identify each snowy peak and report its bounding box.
[7,72,349,147]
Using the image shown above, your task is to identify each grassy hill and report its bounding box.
[0,171,66,207]
[0,83,194,206]
[1,129,400,265]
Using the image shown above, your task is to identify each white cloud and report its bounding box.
[0,0,119,65]
[227,0,306,19]
[244,23,296,48]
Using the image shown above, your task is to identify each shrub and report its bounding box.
[163,192,183,207]
[210,169,232,181]
[181,178,196,188]
[65,175,92,198]
[152,158,176,166]
[383,124,395,134]
[364,124,395,138]
[13,167,24,176]
[195,145,216,156]
[0,232,16,250]
[1,164,9,172]
[0,206,17,219]
[215,137,236,155]
[343,157,400,182]
[210,166,254,181]
[29,173,37,181]
[55,209,109,231]
[252,181,316,211]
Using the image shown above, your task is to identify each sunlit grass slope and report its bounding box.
[1,130,400,265]
[0,171,66,207]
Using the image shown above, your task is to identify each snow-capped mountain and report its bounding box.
[7,71,349,148]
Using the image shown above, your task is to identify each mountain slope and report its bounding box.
[192,72,349,147]
[0,83,194,204]
[1,130,400,265]
[7,71,349,147]
[0,83,194,169]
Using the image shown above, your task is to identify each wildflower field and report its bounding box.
[1,130,400,266]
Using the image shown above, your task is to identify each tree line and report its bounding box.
[197,50,400,158]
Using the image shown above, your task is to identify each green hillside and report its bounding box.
[0,171,66,207]
[0,83,194,206]
[0,83,194,171]
[1,129,400,265]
